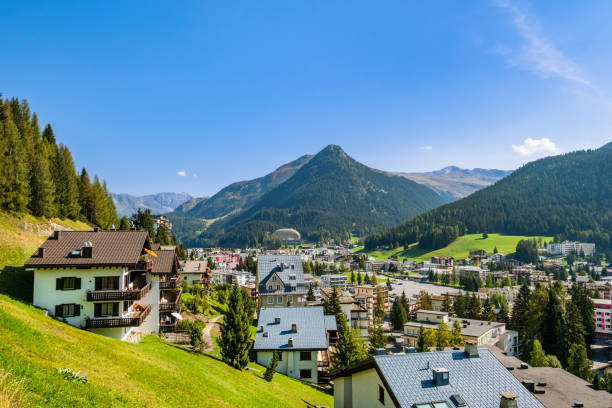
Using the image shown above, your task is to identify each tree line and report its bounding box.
[365,147,612,259]
[0,96,117,228]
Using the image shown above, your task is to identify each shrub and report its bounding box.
[58,367,87,384]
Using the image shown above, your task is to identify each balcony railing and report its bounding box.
[160,321,177,333]
[159,301,179,311]
[86,304,151,328]
[160,277,182,289]
[87,281,151,301]
[159,289,182,311]
[134,259,153,271]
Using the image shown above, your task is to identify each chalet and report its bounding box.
[257,255,307,307]
[253,306,335,383]
[25,229,181,341]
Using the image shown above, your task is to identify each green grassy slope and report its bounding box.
[0,296,332,408]
[353,233,552,262]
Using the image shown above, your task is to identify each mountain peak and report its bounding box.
[599,141,612,150]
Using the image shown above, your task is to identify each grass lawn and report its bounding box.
[0,295,332,408]
[356,234,552,262]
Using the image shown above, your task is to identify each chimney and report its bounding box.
[274,317,281,324]
[291,322,298,333]
[376,348,386,356]
[94,227,100,232]
[288,337,293,347]
[432,368,449,386]
[38,247,45,257]
[81,242,93,258]
[263,331,269,337]
[499,392,518,408]
[53,230,61,240]
[259,325,264,332]
[464,340,479,357]
[521,379,535,392]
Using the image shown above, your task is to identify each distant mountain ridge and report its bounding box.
[112,192,193,217]
[171,154,313,219]
[398,166,512,201]
[201,145,446,247]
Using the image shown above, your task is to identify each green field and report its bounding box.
[354,233,552,262]
[0,295,332,408]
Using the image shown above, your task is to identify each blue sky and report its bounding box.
[2,1,612,196]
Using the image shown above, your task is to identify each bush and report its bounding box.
[264,351,279,382]
[58,367,87,384]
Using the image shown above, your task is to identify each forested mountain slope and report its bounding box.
[366,145,612,256]
[204,145,445,247]
[171,154,313,219]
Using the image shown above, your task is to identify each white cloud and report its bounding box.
[494,0,593,89]
[176,171,187,177]
[420,145,433,151]
[512,137,557,156]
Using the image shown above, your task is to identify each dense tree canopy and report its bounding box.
[0,97,117,228]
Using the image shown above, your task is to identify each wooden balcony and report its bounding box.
[86,304,151,328]
[159,321,177,333]
[135,259,153,271]
[87,281,151,301]
[159,289,181,311]
[160,277,182,289]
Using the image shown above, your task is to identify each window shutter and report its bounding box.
[113,276,120,290]
[55,305,63,317]
[56,278,64,290]
[75,278,81,290]
[74,304,80,316]
[113,302,119,316]
[95,277,101,290]
[94,303,101,317]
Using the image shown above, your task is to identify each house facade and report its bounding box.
[257,255,307,308]
[25,230,180,341]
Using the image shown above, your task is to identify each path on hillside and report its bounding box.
[202,315,223,351]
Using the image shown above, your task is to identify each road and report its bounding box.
[387,277,463,299]
[202,315,223,351]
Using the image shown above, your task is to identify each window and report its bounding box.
[101,303,114,316]
[277,352,283,361]
[277,296,283,304]
[299,369,311,379]
[62,304,75,317]
[300,351,311,361]
[101,277,115,290]
[63,277,76,290]
[272,276,276,281]
[268,296,274,304]
[378,385,385,404]
[277,285,281,290]
[56,277,81,290]
[288,295,293,304]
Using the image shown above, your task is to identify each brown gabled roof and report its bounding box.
[151,248,179,274]
[24,230,150,268]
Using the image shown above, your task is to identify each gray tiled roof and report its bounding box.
[253,306,329,351]
[324,315,337,331]
[374,350,544,408]
[257,255,306,294]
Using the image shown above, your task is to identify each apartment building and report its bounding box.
[25,230,181,341]
[593,295,612,340]
[321,273,348,290]
[547,241,596,257]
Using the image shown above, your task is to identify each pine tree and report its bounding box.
[28,142,56,217]
[497,299,510,324]
[155,223,171,245]
[565,302,586,349]
[570,284,595,346]
[357,271,363,284]
[334,313,357,368]
[264,351,279,382]
[420,292,432,310]
[350,271,355,284]
[54,145,81,219]
[323,287,342,317]
[390,297,408,331]
[481,297,495,321]
[0,117,30,212]
[542,285,568,365]
[510,284,531,331]
[453,294,466,317]
[467,294,481,320]
[374,285,386,322]
[416,326,436,352]
[306,284,316,301]
[219,285,252,369]
[79,168,95,223]
[119,216,131,230]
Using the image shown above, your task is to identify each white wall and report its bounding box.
[256,350,321,383]
[33,266,159,341]
[334,368,388,408]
